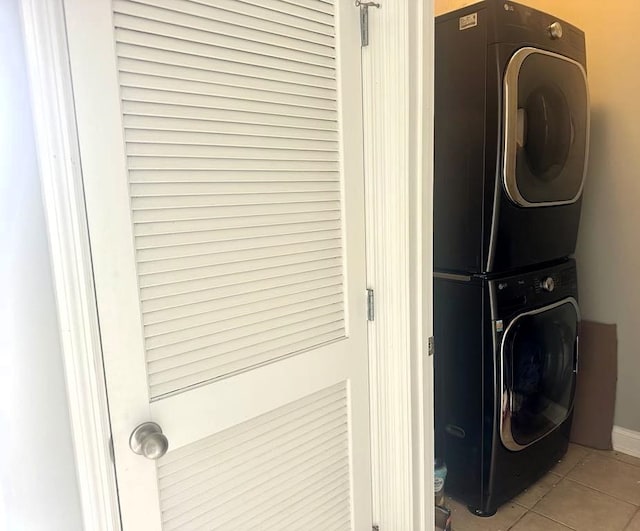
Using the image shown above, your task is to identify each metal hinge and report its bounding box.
[372,526,380,531]
[428,336,435,356]
[356,0,381,47]
[367,288,375,321]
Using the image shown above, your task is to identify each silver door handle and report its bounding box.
[129,422,169,460]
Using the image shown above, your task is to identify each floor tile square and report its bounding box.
[514,472,562,509]
[552,443,591,476]
[509,512,573,531]
[568,452,640,505]
[533,478,636,531]
[446,497,526,531]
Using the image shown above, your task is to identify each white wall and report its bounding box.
[0,0,84,529]
[434,0,640,432]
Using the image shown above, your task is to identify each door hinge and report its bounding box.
[356,0,381,47]
[428,336,435,356]
[109,436,115,464]
[372,526,380,531]
[367,288,375,321]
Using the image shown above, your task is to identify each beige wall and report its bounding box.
[434,0,640,431]
[434,0,480,17]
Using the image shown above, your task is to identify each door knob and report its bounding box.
[129,422,169,460]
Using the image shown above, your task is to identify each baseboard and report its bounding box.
[612,426,640,459]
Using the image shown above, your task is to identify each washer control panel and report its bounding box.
[541,276,555,292]
[491,261,577,316]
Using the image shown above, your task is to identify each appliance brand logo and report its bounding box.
[459,12,478,31]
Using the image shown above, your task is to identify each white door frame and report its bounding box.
[19,0,434,529]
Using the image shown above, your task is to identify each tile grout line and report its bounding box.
[622,506,640,531]
[506,504,529,530]
[598,451,640,471]
[562,475,640,508]
[507,509,529,531]
[525,448,593,513]
[521,448,591,530]
[564,448,640,509]
[588,449,640,470]
[529,476,638,531]
[528,507,579,530]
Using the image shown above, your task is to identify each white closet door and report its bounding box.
[63,0,372,529]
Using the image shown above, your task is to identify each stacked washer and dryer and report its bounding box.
[433,0,590,517]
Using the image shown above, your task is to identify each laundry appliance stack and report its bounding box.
[433,0,590,517]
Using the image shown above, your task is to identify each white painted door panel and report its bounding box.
[63,0,371,529]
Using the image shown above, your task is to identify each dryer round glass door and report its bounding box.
[500,298,579,451]
[503,47,589,207]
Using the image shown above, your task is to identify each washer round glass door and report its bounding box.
[503,47,589,207]
[500,298,579,451]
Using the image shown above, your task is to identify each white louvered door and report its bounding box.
[63,0,372,529]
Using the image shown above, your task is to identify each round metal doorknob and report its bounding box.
[129,422,169,460]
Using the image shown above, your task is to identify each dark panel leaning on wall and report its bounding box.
[570,321,618,450]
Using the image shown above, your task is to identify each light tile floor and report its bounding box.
[446,444,640,531]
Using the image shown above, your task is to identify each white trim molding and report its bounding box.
[416,0,435,528]
[612,426,640,459]
[363,0,434,529]
[19,0,121,529]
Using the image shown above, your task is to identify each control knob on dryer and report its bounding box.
[547,21,563,39]
[542,277,555,292]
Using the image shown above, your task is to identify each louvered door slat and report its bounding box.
[123,102,338,133]
[120,0,335,39]
[145,283,342,339]
[128,159,339,173]
[219,0,335,26]
[139,248,342,294]
[137,227,342,262]
[133,210,341,235]
[158,389,343,472]
[141,261,343,306]
[115,0,347,393]
[256,0,334,16]
[120,74,337,112]
[142,269,343,319]
[157,384,351,530]
[114,1,335,57]
[159,401,346,493]
[132,191,340,211]
[146,306,344,362]
[124,116,339,141]
[120,63,337,103]
[116,29,335,79]
[135,219,341,248]
[122,88,337,123]
[118,44,337,88]
[126,130,338,150]
[132,199,340,222]
[146,292,343,350]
